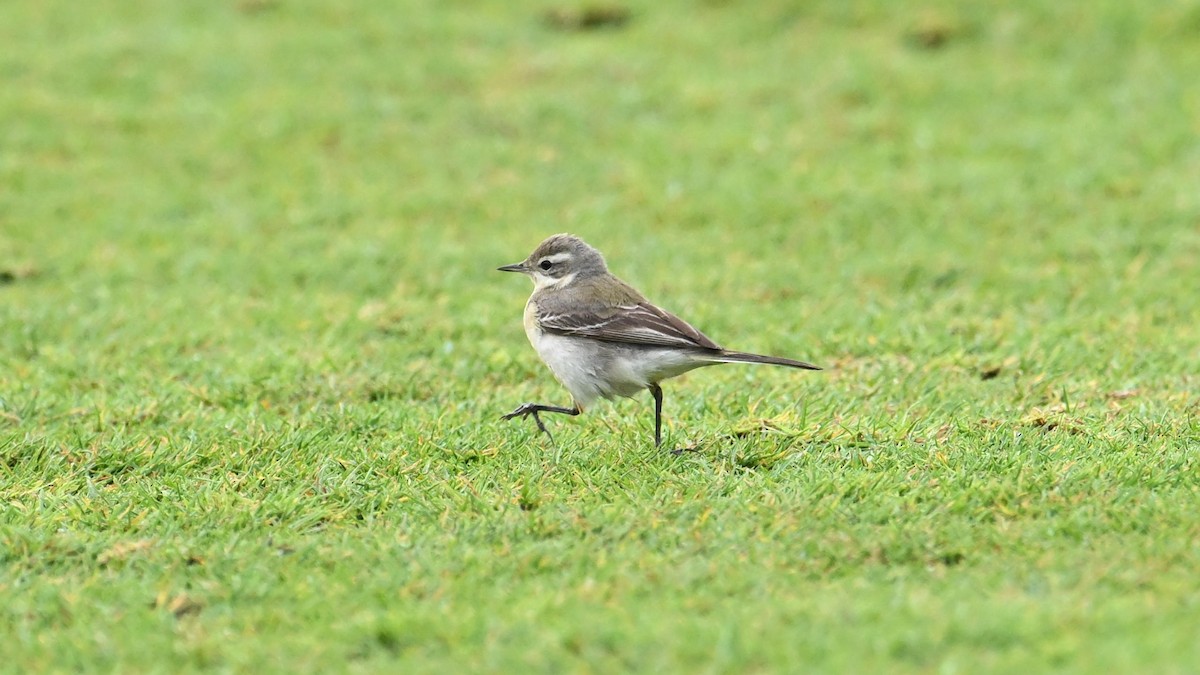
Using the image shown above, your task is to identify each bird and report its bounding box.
[497,234,820,449]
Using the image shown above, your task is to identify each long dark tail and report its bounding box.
[708,350,821,370]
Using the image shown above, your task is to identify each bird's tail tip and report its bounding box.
[714,350,822,370]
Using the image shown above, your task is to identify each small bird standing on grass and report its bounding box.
[498,234,821,449]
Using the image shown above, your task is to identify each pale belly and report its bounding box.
[524,303,707,409]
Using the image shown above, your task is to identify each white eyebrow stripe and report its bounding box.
[543,252,573,264]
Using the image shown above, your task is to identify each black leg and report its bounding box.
[501,402,580,443]
[648,383,663,448]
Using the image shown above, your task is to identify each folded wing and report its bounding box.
[539,302,722,351]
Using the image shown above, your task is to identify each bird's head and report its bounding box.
[497,233,609,290]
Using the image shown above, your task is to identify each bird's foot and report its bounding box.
[500,402,537,421]
[501,403,553,440]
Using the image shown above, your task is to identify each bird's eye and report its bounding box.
[539,260,553,270]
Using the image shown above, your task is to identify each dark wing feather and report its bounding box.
[540,302,722,350]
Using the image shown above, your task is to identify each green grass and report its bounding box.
[3,0,1199,671]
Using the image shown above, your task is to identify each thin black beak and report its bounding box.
[497,262,526,273]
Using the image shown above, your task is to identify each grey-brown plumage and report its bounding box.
[498,234,820,448]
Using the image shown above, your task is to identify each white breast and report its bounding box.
[523,299,708,409]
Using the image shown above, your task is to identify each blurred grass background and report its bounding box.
[2,0,1199,671]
